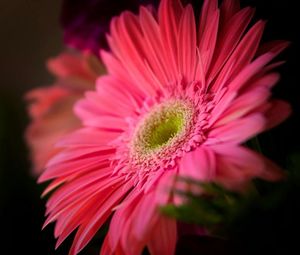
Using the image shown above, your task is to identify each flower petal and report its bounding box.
[179,147,216,181]
[148,217,177,255]
[208,114,266,144]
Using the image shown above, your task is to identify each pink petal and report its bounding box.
[46,52,98,85]
[46,146,113,166]
[158,0,183,78]
[139,7,170,86]
[39,154,110,181]
[100,49,144,99]
[265,100,292,130]
[227,52,276,92]
[220,0,240,23]
[215,87,270,127]
[179,147,216,181]
[256,40,290,57]
[44,168,113,210]
[198,9,220,73]
[131,192,159,241]
[56,128,118,148]
[212,145,284,186]
[213,20,266,92]
[199,0,218,36]
[100,235,112,255]
[243,72,280,92]
[68,181,131,255]
[100,235,125,255]
[178,4,197,81]
[208,89,237,126]
[83,115,127,131]
[148,217,177,255]
[208,114,266,144]
[109,17,157,96]
[108,189,143,251]
[208,7,255,83]
[154,170,177,206]
[44,176,126,249]
[119,193,160,255]
[95,76,142,115]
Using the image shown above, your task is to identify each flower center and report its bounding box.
[144,110,184,149]
[131,100,194,157]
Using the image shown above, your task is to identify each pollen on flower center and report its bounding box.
[143,110,184,149]
[131,100,194,158]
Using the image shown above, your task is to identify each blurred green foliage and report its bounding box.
[161,152,300,254]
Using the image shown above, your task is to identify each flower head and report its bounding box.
[26,52,104,175]
[40,0,291,254]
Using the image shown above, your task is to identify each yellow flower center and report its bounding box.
[131,100,194,156]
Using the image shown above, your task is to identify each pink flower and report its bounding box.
[40,0,291,254]
[26,52,104,175]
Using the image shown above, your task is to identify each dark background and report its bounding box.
[0,0,299,254]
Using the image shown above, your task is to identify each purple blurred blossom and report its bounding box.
[61,0,159,56]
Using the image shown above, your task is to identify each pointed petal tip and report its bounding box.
[38,173,47,184]
[265,100,292,130]
[42,218,51,230]
[55,237,65,250]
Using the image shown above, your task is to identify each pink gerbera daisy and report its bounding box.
[40,0,291,254]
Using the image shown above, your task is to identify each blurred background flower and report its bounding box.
[0,0,299,255]
[61,0,159,55]
[26,52,104,175]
